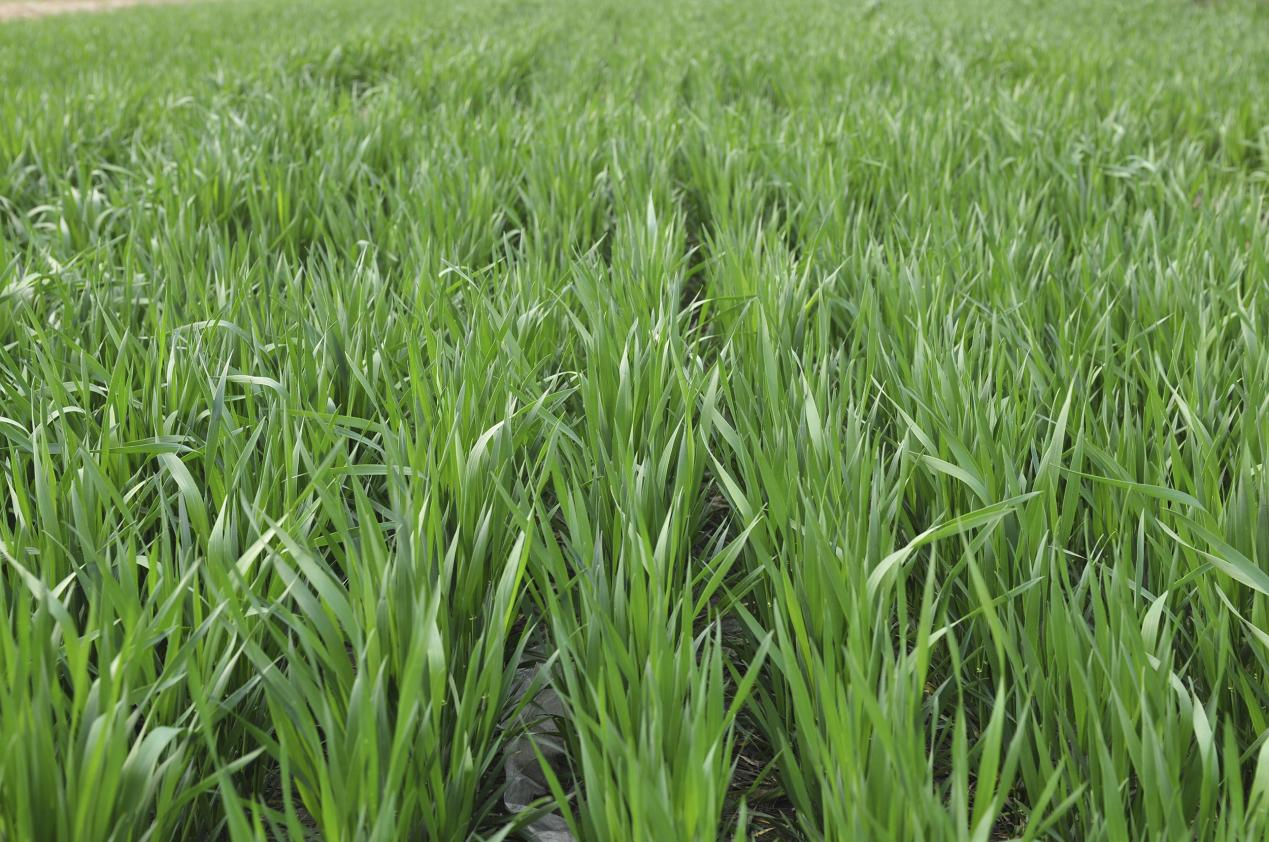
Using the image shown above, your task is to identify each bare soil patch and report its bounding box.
[0,0,196,21]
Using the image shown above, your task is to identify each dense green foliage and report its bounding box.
[2,0,1268,839]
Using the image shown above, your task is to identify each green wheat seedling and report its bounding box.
[1,0,1267,839]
